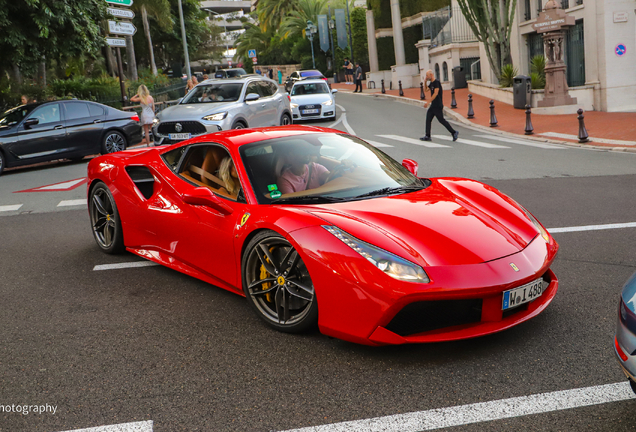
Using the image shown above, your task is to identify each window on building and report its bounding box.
[527,32,545,71]
[566,19,585,87]
[460,57,481,81]
[524,0,532,20]
[561,0,569,9]
[435,63,440,81]
[537,0,543,15]
[442,62,448,81]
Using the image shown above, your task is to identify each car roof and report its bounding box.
[292,79,330,85]
[199,76,275,85]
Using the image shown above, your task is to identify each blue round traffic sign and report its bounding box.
[616,44,626,57]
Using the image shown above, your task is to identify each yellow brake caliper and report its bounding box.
[259,247,276,302]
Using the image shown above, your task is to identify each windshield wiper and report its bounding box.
[271,195,346,205]
[354,184,425,199]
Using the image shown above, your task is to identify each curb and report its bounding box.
[335,89,636,153]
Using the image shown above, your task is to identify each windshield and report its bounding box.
[0,105,33,127]
[291,83,330,96]
[181,83,243,103]
[240,133,426,204]
[300,71,323,78]
[226,69,246,77]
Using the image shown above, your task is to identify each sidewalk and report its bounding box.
[331,82,636,150]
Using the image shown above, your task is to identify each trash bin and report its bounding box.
[513,75,532,109]
[453,66,467,89]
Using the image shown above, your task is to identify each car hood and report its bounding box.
[307,178,540,267]
[157,102,236,121]
[290,94,332,105]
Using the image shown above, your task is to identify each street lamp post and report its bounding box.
[177,0,191,79]
[305,21,317,69]
[328,8,338,83]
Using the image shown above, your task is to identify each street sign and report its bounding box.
[248,49,256,58]
[106,0,133,6]
[108,7,135,19]
[318,15,330,53]
[108,20,137,36]
[616,44,626,57]
[252,57,257,64]
[106,37,127,47]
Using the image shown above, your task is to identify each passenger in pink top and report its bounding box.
[277,145,330,194]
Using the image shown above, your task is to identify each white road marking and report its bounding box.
[432,135,510,148]
[540,132,636,145]
[474,134,567,149]
[57,420,153,432]
[335,104,346,112]
[280,382,635,432]
[377,134,450,148]
[93,261,160,271]
[57,199,87,207]
[38,178,86,191]
[548,221,636,233]
[327,115,343,129]
[0,204,23,212]
[362,139,394,148]
[341,113,356,135]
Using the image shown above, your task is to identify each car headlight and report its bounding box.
[203,112,228,121]
[519,207,550,242]
[152,118,159,124]
[290,103,299,109]
[323,226,430,283]
[321,99,333,106]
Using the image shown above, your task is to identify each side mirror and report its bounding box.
[402,159,419,177]
[331,89,338,94]
[245,93,260,102]
[23,118,39,128]
[182,187,233,215]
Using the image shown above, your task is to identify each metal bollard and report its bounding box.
[577,109,589,143]
[467,94,474,119]
[420,82,425,100]
[489,100,498,127]
[450,88,457,109]
[524,104,534,135]
[381,79,386,94]
[399,80,404,96]
[390,81,393,90]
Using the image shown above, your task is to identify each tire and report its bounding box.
[280,113,292,126]
[102,130,127,154]
[242,230,318,333]
[232,120,247,130]
[0,150,5,175]
[630,379,636,396]
[89,182,125,254]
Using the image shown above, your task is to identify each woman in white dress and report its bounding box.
[131,85,155,147]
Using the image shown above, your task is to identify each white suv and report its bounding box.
[153,76,292,145]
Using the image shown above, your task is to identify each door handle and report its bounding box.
[93,119,101,124]
[54,125,64,130]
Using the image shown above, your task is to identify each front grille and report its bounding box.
[386,299,483,336]
[299,104,322,117]
[157,121,207,135]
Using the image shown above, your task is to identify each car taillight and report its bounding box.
[287,95,291,102]
[130,114,140,122]
[615,336,629,362]
[322,77,328,80]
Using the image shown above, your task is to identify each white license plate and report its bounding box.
[302,109,319,114]
[169,133,191,140]
[502,277,545,310]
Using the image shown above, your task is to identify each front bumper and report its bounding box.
[291,104,336,121]
[152,119,229,145]
[291,226,559,346]
[614,301,636,389]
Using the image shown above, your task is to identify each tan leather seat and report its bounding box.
[201,147,227,186]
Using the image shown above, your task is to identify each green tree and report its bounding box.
[456,0,517,81]
[350,7,368,68]
[257,0,299,32]
[279,0,329,39]
[0,0,109,81]
[132,0,172,76]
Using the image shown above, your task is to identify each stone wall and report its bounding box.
[253,64,301,81]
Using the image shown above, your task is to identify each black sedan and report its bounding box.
[0,100,141,175]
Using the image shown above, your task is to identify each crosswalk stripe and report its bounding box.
[362,139,394,148]
[432,135,510,148]
[377,134,450,148]
[0,204,23,212]
[56,420,153,432]
[93,261,160,271]
[57,199,87,207]
[474,134,567,149]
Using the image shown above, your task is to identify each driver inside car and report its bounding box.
[277,143,331,194]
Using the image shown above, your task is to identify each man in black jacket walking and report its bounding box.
[420,69,459,142]
[353,62,363,93]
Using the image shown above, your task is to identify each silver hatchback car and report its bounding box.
[153,76,292,145]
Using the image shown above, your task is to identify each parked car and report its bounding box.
[0,100,141,175]
[284,70,328,93]
[615,272,636,395]
[214,68,248,79]
[87,125,559,344]
[290,79,338,121]
[152,76,292,145]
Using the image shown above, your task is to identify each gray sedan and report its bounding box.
[153,76,292,145]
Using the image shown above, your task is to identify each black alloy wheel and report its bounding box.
[89,182,124,254]
[102,131,127,154]
[243,231,317,333]
[280,113,292,126]
[232,121,247,130]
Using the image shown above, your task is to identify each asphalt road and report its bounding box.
[1,93,636,432]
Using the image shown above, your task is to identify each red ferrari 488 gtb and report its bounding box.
[87,126,558,345]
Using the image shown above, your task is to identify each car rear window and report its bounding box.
[300,71,323,78]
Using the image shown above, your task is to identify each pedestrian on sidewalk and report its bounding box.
[353,62,363,93]
[131,85,155,147]
[420,69,458,142]
[343,58,351,84]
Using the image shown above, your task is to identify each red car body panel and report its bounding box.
[87,126,559,345]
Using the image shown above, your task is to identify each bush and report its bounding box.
[499,64,518,87]
[530,56,545,89]
[530,72,545,90]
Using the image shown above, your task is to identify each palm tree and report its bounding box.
[279,0,329,39]
[132,0,172,76]
[257,0,299,32]
[235,22,273,62]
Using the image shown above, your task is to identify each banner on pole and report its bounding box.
[335,9,348,50]
[317,15,330,53]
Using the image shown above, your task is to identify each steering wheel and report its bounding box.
[325,162,355,183]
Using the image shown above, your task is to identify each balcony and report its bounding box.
[423,6,477,48]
